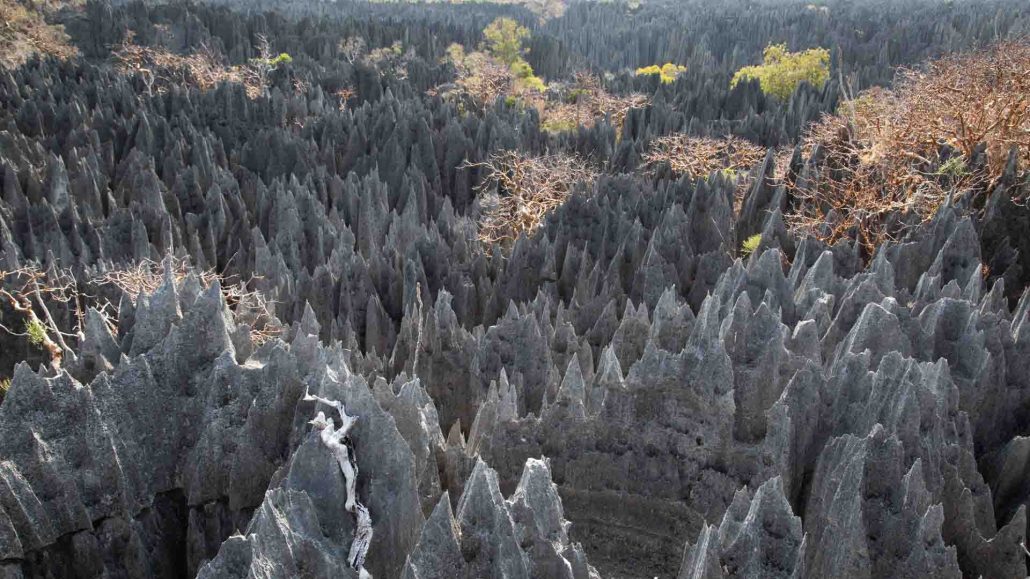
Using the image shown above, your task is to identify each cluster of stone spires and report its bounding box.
[4,1,1030,577]
[0,272,599,578]
[4,163,1030,576]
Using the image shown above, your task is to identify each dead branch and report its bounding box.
[304,390,373,577]
[469,150,599,245]
[92,256,283,345]
[0,265,83,370]
[541,72,649,133]
[112,33,269,99]
[785,40,1030,253]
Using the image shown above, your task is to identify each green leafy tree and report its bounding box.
[480,18,545,95]
[731,44,830,100]
[483,17,529,66]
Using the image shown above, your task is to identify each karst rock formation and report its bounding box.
[3,0,1030,577]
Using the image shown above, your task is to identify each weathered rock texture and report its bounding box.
[3,1,1030,578]
[0,277,596,579]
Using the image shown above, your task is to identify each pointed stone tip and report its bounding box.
[446,420,466,448]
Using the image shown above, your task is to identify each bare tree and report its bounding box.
[0,265,85,370]
[467,151,599,246]
[251,34,275,97]
[304,389,373,577]
[786,39,1030,252]
[92,256,282,345]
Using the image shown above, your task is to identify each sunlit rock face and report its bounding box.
[2,1,1030,577]
[0,278,596,579]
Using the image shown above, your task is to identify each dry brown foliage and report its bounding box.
[542,72,649,133]
[335,86,356,111]
[112,34,264,98]
[787,40,1030,251]
[643,134,767,213]
[642,132,766,191]
[93,257,283,345]
[436,48,519,109]
[0,0,78,68]
[0,258,283,372]
[470,150,598,245]
[643,134,766,179]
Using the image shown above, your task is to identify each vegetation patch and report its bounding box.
[0,259,280,371]
[740,234,762,257]
[470,150,598,245]
[731,43,830,100]
[441,20,648,135]
[643,134,765,179]
[635,62,686,84]
[540,72,649,134]
[440,18,545,110]
[786,40,1030,251]
[112,33,292,98]
[0,0,78,68]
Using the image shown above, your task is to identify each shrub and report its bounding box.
[635,63,686,84]
[538,72,648,134]
[643,134,765,209]
[936,156,968,178]
[510,59,546,92]
[643,134,765,179]
[786,40,1030,252]
[269,53,293,67]
[114,35,272,98]
[731,43,830,100]
[25,318,47,348]
[741,234,762,257]
[442,44,517,107]
[470,151,598,245]
[482,18,546,94]
[484,17,529,66]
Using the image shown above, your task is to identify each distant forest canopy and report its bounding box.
[182,0,1029,81]
[67,0,1029,148]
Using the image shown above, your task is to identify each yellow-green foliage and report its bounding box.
[936,156,968,178]
[484,17,529,66]
[483,17,546,93]
[25,318,47,348]
[636,63,686,84]
[252,52,293,68]
[510,59,545,92]
[269,53,293,66]
[741,234,762,257]
[541,117,579,134]
[446,42,466,64]
[0,376,9,403]
[731,44,830,100]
